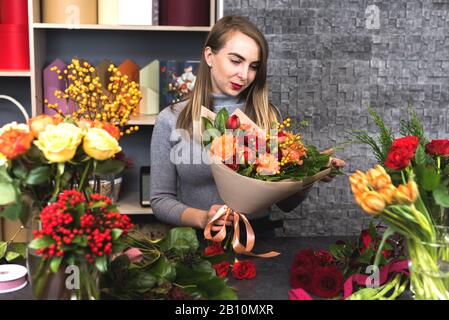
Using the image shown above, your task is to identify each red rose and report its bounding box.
[292,249,319,269]
[290,266,313,291]
[310,265,345,298]
[213,260,230,278]
[384,146,414,170]
[314,250,333,265]
[425,139,449,156]
[204,243,224,257]
[226,115,240,130]
[232,260,256,280]
[391,136,419,151]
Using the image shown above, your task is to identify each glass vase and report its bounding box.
[407,226,449,300]
[27,249,100,300]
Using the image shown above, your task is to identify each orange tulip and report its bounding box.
[210,134,235,162]
[349,170,369,196]
[366,165,392,190]
[359,191,385,216]
[394,181,418,205]
[377,184,397,204]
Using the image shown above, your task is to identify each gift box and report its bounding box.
[0,24,29,70]
[118,0,152,26]
[98,0,119,25]
[0,0,28,25]
[159,0,210,26]
[139,59,159,115]
[42,0,97,24]
[43,59,77,115]
[159,60,199,109]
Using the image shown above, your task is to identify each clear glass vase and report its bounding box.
[27,249,100,300]
[407,226,449,300]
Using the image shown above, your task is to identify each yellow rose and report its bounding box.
[34,123,83,163]
[83,127,121,161]
[0,152,7,167]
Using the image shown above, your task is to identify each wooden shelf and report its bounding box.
[33,23,212,32]
[116,191,153,215]
[0,70,31,77]
[128,114,157,126]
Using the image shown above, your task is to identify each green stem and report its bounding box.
[373,226,395,268]
[78,159,92,192]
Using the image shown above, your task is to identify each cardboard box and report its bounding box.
[42,0,97,24]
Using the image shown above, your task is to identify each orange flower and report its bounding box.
[366,165,392,190]
[0,127,34,160]
[394,181,418,205]
[377,184,397,204]
[76,117,94,131]
[358,191,385,216]
[94,121,121,141]
[280,132,307,164]
[210,134,235,162]
[256,153,280,175]
[28,114,63,138]
[349,170,369,196]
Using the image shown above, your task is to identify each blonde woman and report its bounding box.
[150,16,345,233]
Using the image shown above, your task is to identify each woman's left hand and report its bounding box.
[320,148,346,183]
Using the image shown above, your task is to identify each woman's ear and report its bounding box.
[204,46,213,67]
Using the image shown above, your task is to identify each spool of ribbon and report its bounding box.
[204,205,280,258]
[0,264,28,294]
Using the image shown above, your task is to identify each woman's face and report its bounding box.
[205,31,260,97]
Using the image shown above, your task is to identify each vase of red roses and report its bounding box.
[28,190,133,300]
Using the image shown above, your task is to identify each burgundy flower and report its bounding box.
[204,243,224,257]
[290,266,313,291]
[310,265,345,298]
[292,248,320,269]
[232,260,256,280]
[213,260,230,278]
[314,250,333,265]
[425,139,449,156]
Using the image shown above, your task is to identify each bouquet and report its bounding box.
[28,190,133,300]
[289,223,409,300]
[101,228,237,300]
[201,107,334,257]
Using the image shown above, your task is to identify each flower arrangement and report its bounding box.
[101,228,237,300]
[28,190,133,300]
[289,224,408,300]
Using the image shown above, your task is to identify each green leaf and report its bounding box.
[0,241,7,259]
[5,251,21,262]
[129,272,157,293]
[50,256,63,273]
[329,244,346,260]
[0,166,12,183]
[12,162,28,180]
[71,235,88,247]
[214,108,229,134]
[95,255,108,273]
[10,243,27,258]
[25,166,52,185]
[158,227,199,254]
[0,181,17,206]
[175,259,216,285]
[29,236,55,249]
[414,144,426,166]
[111,228,123,241]
[0,201,22,221]
[433,184,449,208]
[147,257,176,282]
[421,166,440,191]
[355,248,375,265]
[94,159,126,177]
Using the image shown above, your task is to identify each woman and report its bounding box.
[150,16,345,232]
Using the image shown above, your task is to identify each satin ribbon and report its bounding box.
[289,259,409,300]
[0,265,28,294]
[204,205,280,258]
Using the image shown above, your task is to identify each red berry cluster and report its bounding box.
[33,189,133,263]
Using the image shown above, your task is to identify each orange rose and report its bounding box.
[256,153,280,175]
[366,165,392,190]
[28,114,63,138]
[210,134,235,162]
[359,191,385,216]
[0,127,34,160]
[95,121,121,141]
[394,181,418,205]
[76,117,94,131]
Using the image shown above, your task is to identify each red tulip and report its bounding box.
[226,115,240,130]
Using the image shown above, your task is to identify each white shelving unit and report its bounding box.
[0,70,31,77]
[26,0,216,214]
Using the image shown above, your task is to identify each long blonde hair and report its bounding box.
[176,16,278,135]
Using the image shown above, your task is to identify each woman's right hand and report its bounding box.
[206,204,234,231]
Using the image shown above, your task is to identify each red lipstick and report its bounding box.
[231,82,242,90]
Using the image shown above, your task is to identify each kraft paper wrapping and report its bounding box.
[118,59,139,83]
[202,106,332,215]
[98,0,119,25]
[42,0,97,24]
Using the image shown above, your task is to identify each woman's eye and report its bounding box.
[231,60,240,64]
[250,65,259,70]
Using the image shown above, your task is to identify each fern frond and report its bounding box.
[349,130,385,164]
[367,107,394,156]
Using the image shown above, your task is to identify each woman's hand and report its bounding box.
[206,204,234,231]
[320,148,346,183]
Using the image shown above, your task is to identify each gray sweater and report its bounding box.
[150,93,309,226]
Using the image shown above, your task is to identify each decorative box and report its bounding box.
[0,0,28,25]
[0,24,29,70]
[159,0,210,26]
[118,0,152,26]
[98,0,119,25]
[42,0,97,24]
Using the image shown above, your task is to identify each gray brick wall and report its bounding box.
[224,0,449,236]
